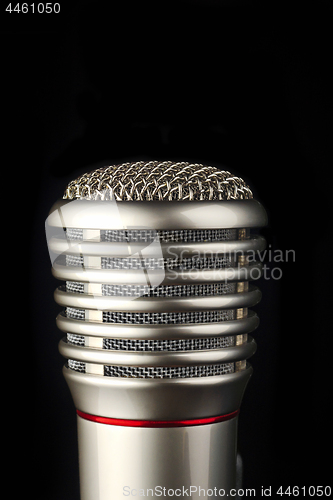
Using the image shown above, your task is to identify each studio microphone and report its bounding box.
[46,161,267,500]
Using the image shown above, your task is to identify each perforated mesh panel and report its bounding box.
[66,307,85,320]
[66,360,236,377]
[65,282,239,296]
[65,255,234,269]
[104,363,235,378]
[102,228,238,243]
[66,255,84,267]
[67,333,85,346]
[100,282,237,297]
[66,228,239,242]
[66,281,85,293]
[66,334,236,351]
[103,336,235,350]
[100,256,234,270]
[66,228,83,240]
[68,359,86,372]
[102,310,235,324]
[65,308,236,323]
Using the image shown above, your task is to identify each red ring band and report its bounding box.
[76,409,239,428]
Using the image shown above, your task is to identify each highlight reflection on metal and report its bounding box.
[77,417,238,498]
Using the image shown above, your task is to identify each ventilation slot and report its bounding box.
[101,310,235,324]
[66,334,236,351]
[103,363,235,378]
[65,282,239,297]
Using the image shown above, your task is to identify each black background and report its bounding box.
[3,1,332,499]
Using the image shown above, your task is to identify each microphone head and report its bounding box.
[63,160,253,201]
[46,159,267,421]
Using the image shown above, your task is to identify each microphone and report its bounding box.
[46,161,267,500]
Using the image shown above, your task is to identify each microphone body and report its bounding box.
[77,412,238,498]
[46,162,267,500]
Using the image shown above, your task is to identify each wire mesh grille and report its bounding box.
[68,359,86,372]
[102,310,235,324]
[65,307,235,323]
[66,334,236,350]
[66,228,83,240]
[65,254,234,269]
[67,333,85,346]
[100,256,234,270]
[66,307,85,320]
[103,363,235,378]
[101,282,238,297]
[65,282,238,296]
[66,227,239,242]
[66,360,236,377]
[66,255,84,267]
[63,161,253,201]
[66,282,85,293]
[104,336,235,350]
[101,228,238,243]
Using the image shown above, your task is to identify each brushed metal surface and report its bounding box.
[48,234,266,257]
[64,365,252,420]
[77,415,238,500]
[47,198,267,230]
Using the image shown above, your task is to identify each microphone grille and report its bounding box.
[63,160,253,201]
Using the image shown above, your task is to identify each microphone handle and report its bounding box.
[77,413,238,500]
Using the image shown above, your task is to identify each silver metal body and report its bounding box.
[78,416,238,500]
[46,186,267,500]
